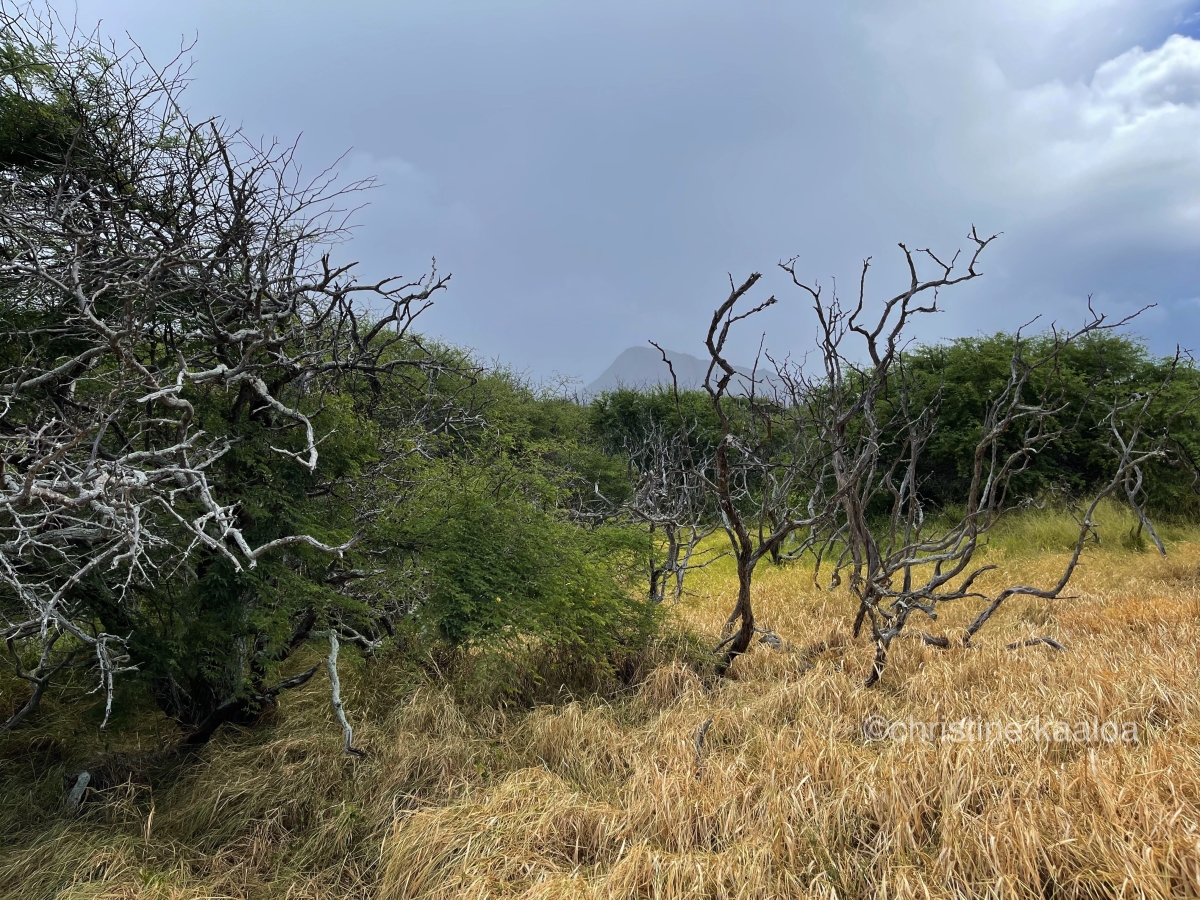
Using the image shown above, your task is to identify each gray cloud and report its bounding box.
[71,0,1200,380]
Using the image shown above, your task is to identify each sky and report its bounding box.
[64,0,1200,384]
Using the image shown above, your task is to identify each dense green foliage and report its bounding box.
[585,333,1200,520]
[370,371,656,681]
[896,332,1200,517]
[0,22,657,741]
[0,41,77,170]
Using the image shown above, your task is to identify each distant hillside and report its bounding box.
[582,346,753,398]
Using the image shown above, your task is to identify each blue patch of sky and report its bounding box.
[1172,3,1200,40]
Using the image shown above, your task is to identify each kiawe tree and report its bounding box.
[0,10,457,739]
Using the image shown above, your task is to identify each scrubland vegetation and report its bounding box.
[4,7,1200,900]
[4,503,1200,899]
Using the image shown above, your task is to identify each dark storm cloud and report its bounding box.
[70,0,1200,380]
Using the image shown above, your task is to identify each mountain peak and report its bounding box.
[582,346,752,398]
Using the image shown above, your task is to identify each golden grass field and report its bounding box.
[4,503,1200,899]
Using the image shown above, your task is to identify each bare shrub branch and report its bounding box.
[0,8,452,728]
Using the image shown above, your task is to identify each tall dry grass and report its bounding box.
[4,502,1200,899]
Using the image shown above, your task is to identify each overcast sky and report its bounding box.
[70,0,1200,383]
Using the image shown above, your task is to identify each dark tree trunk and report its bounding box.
[716,552,756,676]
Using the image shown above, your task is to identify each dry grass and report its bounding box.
[5,503,1200,898]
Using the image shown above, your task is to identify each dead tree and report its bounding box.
[690,228,1161,682]
[622,415,722,603]
[0,11,454,736]
[952,372,1172,656]
[1107,356,1188,557]
[683,277,833,674]
[774,234,1157,685]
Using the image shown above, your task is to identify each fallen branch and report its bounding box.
[694,716,714,780]
[64,770,90,812]
[327,631,366,757]
[1006,636,1066,651]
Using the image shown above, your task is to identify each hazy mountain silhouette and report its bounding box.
[582,346,754,398]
